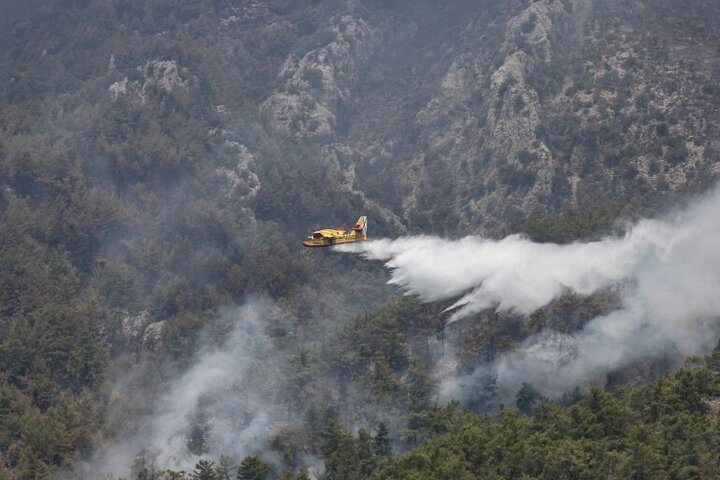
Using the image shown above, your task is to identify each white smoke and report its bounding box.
[72,300,286,478]
[338,187,720,398]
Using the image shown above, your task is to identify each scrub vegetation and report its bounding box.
[1,0,719,479]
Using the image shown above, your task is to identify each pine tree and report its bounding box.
[209,455,234,480]
[191,459,217,480]
[515,382,542,415]
[374,423,391,457]
[163,470,188,480]
[237,455,272,480]
[294,466,311,480]
[131,448,157,480]
[706,341,720,373]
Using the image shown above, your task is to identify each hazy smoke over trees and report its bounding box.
[339,186,720,400]
[71,300,288,478]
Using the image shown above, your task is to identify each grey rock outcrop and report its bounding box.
[261,15,381,140]
[120,310,151,343]
[109,59,194,103]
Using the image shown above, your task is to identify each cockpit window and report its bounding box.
[313,232,324,239]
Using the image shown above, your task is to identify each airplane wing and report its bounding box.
[314,229,340,238]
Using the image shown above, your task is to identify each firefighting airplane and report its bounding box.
[303,216,368,247]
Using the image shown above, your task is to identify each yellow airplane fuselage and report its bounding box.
[302,231,368,248]
[303,216,368,247]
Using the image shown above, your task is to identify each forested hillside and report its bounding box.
[0,0,719,478]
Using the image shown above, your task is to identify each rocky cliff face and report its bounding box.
[240,0,720,235]
[261,15,381,140]
[2,0,718,238]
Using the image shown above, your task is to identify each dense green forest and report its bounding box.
[1,0,719,478]
[144,349,720,479]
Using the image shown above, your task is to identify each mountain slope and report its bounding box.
[0,0,719,478]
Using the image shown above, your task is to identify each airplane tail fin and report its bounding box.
[353,216,368,236]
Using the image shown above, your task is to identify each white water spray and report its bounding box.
[339,187,720,397]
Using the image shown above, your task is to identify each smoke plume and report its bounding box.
[338,187,720,399]
[71,300,286,478]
